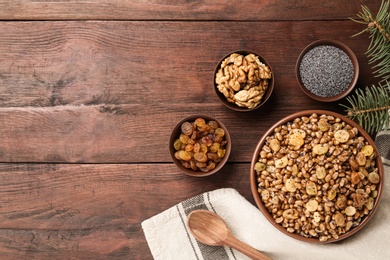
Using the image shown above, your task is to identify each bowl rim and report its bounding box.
[213,50,275,112]
[295,39,359,102]
[169,114,231,177]
[250,109,384,243]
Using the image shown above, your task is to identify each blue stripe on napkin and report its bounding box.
[177,191,237,260]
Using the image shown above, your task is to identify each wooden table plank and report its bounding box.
[0,1,381,21]
[0,20,376,109]
[0,163,249,259]
[0,20,377,163]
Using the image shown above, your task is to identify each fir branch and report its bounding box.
[350,0,390,82]
[341,82,390,134]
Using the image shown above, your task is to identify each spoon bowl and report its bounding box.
[187,210,271,260]
[187,209,229,246]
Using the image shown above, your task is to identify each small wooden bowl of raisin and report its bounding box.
[169,115,231,177]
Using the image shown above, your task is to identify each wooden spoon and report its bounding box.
[187,210,271,260]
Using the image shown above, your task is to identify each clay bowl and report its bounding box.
[296,40,359,102]
[250,110,384,243]
[214,50,274,112]
[169,114,231,177]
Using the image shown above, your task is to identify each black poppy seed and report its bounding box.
[299,45,354,97]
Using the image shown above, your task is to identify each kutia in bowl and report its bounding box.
[296,40,359,102]
[169,115,231,177]
[250,110,383,243]
[214,50,274,112]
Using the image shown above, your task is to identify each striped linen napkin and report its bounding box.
[142,129,390,260]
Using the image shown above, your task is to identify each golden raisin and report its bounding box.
[351,172,361,185]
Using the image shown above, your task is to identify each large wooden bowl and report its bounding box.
[250,110,384,243]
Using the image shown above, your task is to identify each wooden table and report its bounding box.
[0,1,382,259]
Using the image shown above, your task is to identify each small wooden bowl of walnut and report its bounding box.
[214,50,274,112]
[250,110,384,243]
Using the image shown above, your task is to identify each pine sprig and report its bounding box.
[341,81,390,134]
[344,1,390,135]
[350,0,390,82]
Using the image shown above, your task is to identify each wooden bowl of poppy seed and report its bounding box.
[296,40,359,102]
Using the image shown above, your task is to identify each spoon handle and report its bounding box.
[224,232,271,260]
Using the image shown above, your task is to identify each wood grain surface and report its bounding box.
[0,1,381,21]
[0,1,383,259]
[0,21,377,163]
